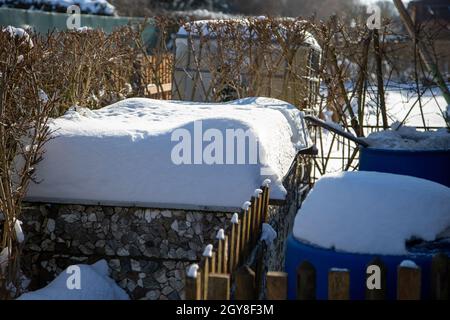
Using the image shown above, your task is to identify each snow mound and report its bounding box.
[293,171,450,255]
[26,97,310,210]
[365,123,450,150]
[18,260,129,300]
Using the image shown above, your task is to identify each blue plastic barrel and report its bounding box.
[359,148,450,187]
[285,235,433,300]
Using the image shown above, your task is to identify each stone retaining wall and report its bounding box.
[20,153,311,299]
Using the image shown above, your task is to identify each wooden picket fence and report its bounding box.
[265,253,450,300]
[186,240,449,300]
[185,180,272,300]
[136,53,173,99]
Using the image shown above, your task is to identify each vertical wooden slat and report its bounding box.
[254,193,261,242]
[207,273,231,300]
[262,183,271,223]
[240,210,248,260]
[211,252,216,274]
[228,213,239,273]
[365,257,387,300]
[253,189,263,246]
[431,253,449,300]
[246,204,253,252]
[235,266,256,300]
[397,262,421,300]
[186,271,202,300]
[235,217,241,269]
[328,269,350,300]
[202,258,210,300]
[297,261,316,300]
[223,235,229,274]
[266,271,288,300]
[217,240,223,274]
[261,186,267,223]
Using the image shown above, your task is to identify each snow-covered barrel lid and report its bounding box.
[293,171,450,255]
[176,17,321,52]
[25,97,312,212]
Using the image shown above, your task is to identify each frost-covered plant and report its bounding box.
[0,27,59,298]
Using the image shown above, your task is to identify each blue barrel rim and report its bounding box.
[290,235,438,258]
[361,146,450,155]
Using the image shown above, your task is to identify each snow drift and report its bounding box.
[25,97,311,210]
[293,171,450,255]
[18,260,129,300]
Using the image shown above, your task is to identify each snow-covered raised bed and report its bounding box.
[25,97,311,211]
[293,171,450,255]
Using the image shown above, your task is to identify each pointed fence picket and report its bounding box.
[185,182,271,300]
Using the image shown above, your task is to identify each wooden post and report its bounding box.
[217,239,223,274]
[207,273,231,300]
[262,182,271,223]
[431,253,449,300]
[246,204,253,252]
[211,252,216,274]
[202,244,213,300]
[397,262,421,300]
[266,271,288,300]
[229,213,239,272]
[202,259,209,300]
[240,209,248,260]
[235,216,241,269]
[365,257,387,300]
[252,196,258,243]
[254,189,263,245]
[297,261,316,300]
[328,269,350,300]
[235,266,256,300]
[186,271,202,300]
[261,186,267,223]
[223,235,229,274]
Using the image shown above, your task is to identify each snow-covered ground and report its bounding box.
[365,83,447,128]
[293,171,450,255]
[25,97,311,210]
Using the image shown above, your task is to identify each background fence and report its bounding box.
[0,7,158,46]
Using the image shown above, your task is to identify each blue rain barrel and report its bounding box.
[359,147,450,187]
[285,235,433,300]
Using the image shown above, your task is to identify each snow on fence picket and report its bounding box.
[185,182,271,300]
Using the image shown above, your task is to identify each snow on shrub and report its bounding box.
[293,171,450,255]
